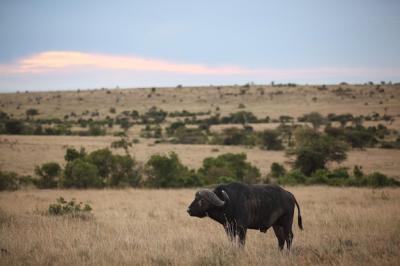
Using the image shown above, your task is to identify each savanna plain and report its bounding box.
[1,84,400,265]
[1,187,400,265]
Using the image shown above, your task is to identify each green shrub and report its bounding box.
[26,108,39,118]
[87,124,106,136]
[298,112,326,130]
[64,147,86,162]
[141,107,168,124]
[144,152,200,187]
[86,148,115,179]
[306,169,330,185]
[109,155,141,187]
[367,172,400,187]
[5,119,25,134]
[166,121,186,135]
[111,138,132,152]
[259,130,283,150]
[0,171,20,191]
[221,111,258,124]
[289,127,348,176]
[34,162,62,188]
[269,163,286,178]
[198,153,260,184]
[170,127,207,144]
[307,168,350,186]
[278,170,306,185]
[63,159,103,188]
[48,197,93,219]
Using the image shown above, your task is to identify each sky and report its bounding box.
[0,0,399,92]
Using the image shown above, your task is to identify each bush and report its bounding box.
[111,138,132,152]
[0,171,20,191]
[324,125,379,148]
[26,108,39,118]
[289,127,348,176]
[215,127,256,146]
[221,111,258,124]
[277,170,306,185]
[48,197,93,219]
[61,148,142,188]
[141,107,168,124]
[171,127,208,144]
[367,172,400,187]
[259,130,283,150]
[307,168,350,186]
[5,119,25,134]
[144,152,201,187]
[269,163,286,178]
[63,159,103,188]
[34,162,62,188]
[86,149,115,180]
[109,155,141,187]
[166,121,186,135]
[64,147,86,162]
[87,124,106,136]
[298,112,326,130]
[198,153,260,184]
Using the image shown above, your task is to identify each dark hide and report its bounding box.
[187,182,303,249]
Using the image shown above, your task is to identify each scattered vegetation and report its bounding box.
[48,197,93,219]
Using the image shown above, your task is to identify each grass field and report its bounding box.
[1,84,399,121]
[1,187,399,265]
[1,84,400,265]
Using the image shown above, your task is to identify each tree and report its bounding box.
[63,159,102,188]
[5,119,25,134]
[269,163,286,178]
[259,130,283,150]
[35,162,61,188]
[221,111,258,124]
[300,112,326,130]
[328,113,354,128]
[0,171,20,191]
[25,108,39,119]
[288,127,348,176]
[144,152,200,187]
[119,118,133,132]
[110,155,141,187]
[87,148,115,180]
[198,153,260,184]
[64,147,86,162]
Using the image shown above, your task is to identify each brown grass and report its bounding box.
[0,187,399,265]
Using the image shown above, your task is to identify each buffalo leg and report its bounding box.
[224,223,236,242]
[237,227,247,247]
[273,225,285,250]
[282,215,294,250]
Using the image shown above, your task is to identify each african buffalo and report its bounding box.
[187,182,303,249]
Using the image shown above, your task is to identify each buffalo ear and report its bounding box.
[221,190,230,203]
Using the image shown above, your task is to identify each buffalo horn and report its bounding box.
[198,190,226,207]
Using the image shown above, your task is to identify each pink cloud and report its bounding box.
[13,51,246,75]
[0,51,399,80]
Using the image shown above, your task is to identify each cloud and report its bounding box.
[4,51,246,75]
[0,51,399,81]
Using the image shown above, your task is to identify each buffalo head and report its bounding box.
[187,189,229,218]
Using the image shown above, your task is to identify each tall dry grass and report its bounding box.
[0,187,399,265]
